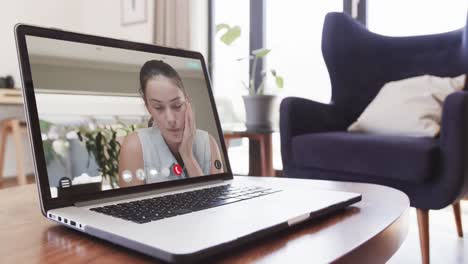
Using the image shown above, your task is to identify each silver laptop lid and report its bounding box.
[15,24,233,214]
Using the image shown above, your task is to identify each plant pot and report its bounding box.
[242,95,276,131]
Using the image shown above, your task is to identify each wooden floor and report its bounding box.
[0,177,466,263]
[388,202,467,263]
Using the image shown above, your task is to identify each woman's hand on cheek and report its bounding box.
[179,98,196,160]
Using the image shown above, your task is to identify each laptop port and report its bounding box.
[70,221,76,226]
[58,216,62,221]
[64,219,68,224]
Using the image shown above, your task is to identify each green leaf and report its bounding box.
[252,48,271,58]
[257,80,266,95]
[39,120,53,132]
[216,23,230,33]
[275,76,284,88]
[249,80,255,95]
[42,140,54,164]
[74,121,146,189]
[220,26,241,45]
[241,80,249,90]
[96,132,102,146]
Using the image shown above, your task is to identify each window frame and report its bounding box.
[208,0,366,90]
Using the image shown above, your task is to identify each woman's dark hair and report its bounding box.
[139,60,186,101]
[140,60,186,127]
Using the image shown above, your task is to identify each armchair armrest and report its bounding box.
[437,91,468,206]
[279,97,346,169]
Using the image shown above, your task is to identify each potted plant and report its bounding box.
[216,24,284,131]
[242,48,284,131]
[39,119,101,195]
[39,118,146,191]
[76,119,144,189]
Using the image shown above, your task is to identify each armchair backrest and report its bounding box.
[322,12,468,122]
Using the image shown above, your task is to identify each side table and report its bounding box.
[223,129,274,176]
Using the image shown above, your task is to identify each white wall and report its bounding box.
[0,1,154,178]
[81,0,155,44]
[0,0,84,177]
[0,0,84,84]
[1,0,208,88]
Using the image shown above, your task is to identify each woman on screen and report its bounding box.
[118,60,223,187]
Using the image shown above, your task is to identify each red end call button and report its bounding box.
[173,164,182,176]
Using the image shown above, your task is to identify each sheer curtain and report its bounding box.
[153,0,191,49]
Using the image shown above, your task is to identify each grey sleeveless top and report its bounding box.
[137,126,211,183]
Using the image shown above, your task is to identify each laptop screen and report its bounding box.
[25,35,228,199]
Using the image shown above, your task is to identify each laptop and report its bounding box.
[15,24,361,263]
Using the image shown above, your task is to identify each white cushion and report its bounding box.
[348,74,465,137]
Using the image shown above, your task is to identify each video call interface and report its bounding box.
[26,36,227,199]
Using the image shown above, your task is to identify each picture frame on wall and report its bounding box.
[121,0,148,26]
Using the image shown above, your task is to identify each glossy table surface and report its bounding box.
[0,176,410,263]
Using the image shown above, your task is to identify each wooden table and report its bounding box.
[0,88,23,105]
[0,88,27,183]
[0,88,24,121]
[0,177,409,263]
[224,130,274,176]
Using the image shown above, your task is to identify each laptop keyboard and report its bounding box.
[90,184,281,224]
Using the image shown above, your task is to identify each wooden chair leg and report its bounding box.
[259,137,267,176]
[452,202,463,237]
[0,121,9,184]
[417,209,430,264]
[11,120,26,185]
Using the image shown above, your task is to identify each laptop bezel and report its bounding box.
[15,24,233,214]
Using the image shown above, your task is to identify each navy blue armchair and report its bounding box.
[280,12,468,264]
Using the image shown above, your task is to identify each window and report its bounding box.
[211,1,344,173]
[211,0,250,121]
[211,0,250,174]
[266,1,343,103]
[266,2,343,171]
[368,0,467,36]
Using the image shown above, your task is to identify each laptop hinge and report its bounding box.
[74,179,228,207]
